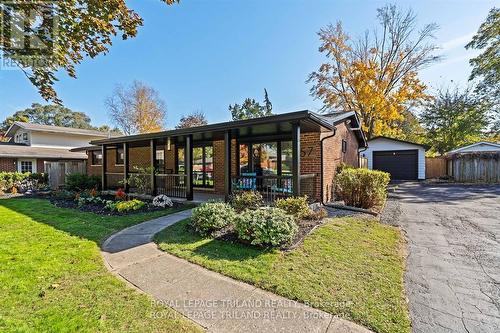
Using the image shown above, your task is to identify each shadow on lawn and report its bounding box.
[157,220,272,262]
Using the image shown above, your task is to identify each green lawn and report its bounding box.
[155,217,410,333]
[0,198,201,333]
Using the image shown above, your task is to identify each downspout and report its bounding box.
[320,126,337,205]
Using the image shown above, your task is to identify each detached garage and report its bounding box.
[361,137,428,180]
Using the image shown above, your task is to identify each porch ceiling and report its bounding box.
[90,110,333,146]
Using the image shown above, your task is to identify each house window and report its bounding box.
[193,145,213,188]
[238,140,293,176]
[92,150,103,165]
[23,133,28,141]
[20,160,33,173]
[156,149,165,173]
[177,144,213,188]
[342,139,347,153]
[116,148,124,165]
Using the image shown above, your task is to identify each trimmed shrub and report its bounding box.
[65,173,101,192]
[235,207,298,247]
[190,202,236,236]
[114,199,145,212]
[335,168,390,209]
[275,196,311,219]
[230,191,263,212]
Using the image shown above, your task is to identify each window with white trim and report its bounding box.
[20,160,33,173]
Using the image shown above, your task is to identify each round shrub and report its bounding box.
[235,207,298,247]
[190,202,236,236]
[275,196,311,219]
[230,191,263,212]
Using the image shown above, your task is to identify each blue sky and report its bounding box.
[0,0,496,128]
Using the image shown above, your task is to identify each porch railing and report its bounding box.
[231,173,318,202]
[156,173,188,198]
[105,172,124,190]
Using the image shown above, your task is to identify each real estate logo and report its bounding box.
[0,0,57,70]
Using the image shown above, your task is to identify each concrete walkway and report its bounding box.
[101,209,372,333]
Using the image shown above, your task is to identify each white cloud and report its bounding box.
[440,33,475,51]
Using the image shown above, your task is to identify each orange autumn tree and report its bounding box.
[309,5,440,139]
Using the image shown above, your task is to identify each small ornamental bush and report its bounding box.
[152,194,173,208]
[230,191,263,212]
[190,202,236,236]
[77,196,104,207]
[235,207,298,247]
[114,199,146,212]
[335,168,390,209]
[115,188,127,201]
[275,196,311,219]
[65,173,101,192]
[104,200,117,211]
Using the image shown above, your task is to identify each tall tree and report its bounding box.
[1,103,94,132]
[466,7,499,139]
[0,1,178,104]
[466,7,499,101]
[308,5,439,139]
[176,111,208,129]
[229,89,273,120]
[106,81,166,135]
[420,86,489,154]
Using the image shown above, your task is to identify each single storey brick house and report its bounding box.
[76,111,366,203]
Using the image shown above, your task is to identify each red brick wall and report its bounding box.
[300,132,322,200]
[0,158,17,172]
[321,122,360,202]
[84,124,361,201]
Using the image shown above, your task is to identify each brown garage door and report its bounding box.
[373,150,418,180]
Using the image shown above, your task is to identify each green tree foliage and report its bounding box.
[0,1,179,104]
[466,7,499,142]
[466,7,499,100]
[420,86,490,154]
[176,111,208,129]
[229,89,273,120]
[1,103,121,134]
[1,103,92,131]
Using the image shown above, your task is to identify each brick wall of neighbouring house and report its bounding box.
[0,157,17,172]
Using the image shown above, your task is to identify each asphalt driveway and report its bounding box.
[384,183,500,333]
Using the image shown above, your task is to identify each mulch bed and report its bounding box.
[41,196,183,216]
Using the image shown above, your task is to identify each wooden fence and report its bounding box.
[425,157,447,179]
[359,156,368,169]
[45,161,87,189]
[449,153,500,183]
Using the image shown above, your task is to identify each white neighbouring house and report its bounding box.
[0,122,117,173]
[361,136,429,181]
[447,141,500,154]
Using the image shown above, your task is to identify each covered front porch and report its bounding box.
[91,111,333,202]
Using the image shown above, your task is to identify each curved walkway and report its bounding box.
[101,209,372,333]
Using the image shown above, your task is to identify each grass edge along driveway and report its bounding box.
[0,198,201,333]
[155,217,411,333]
